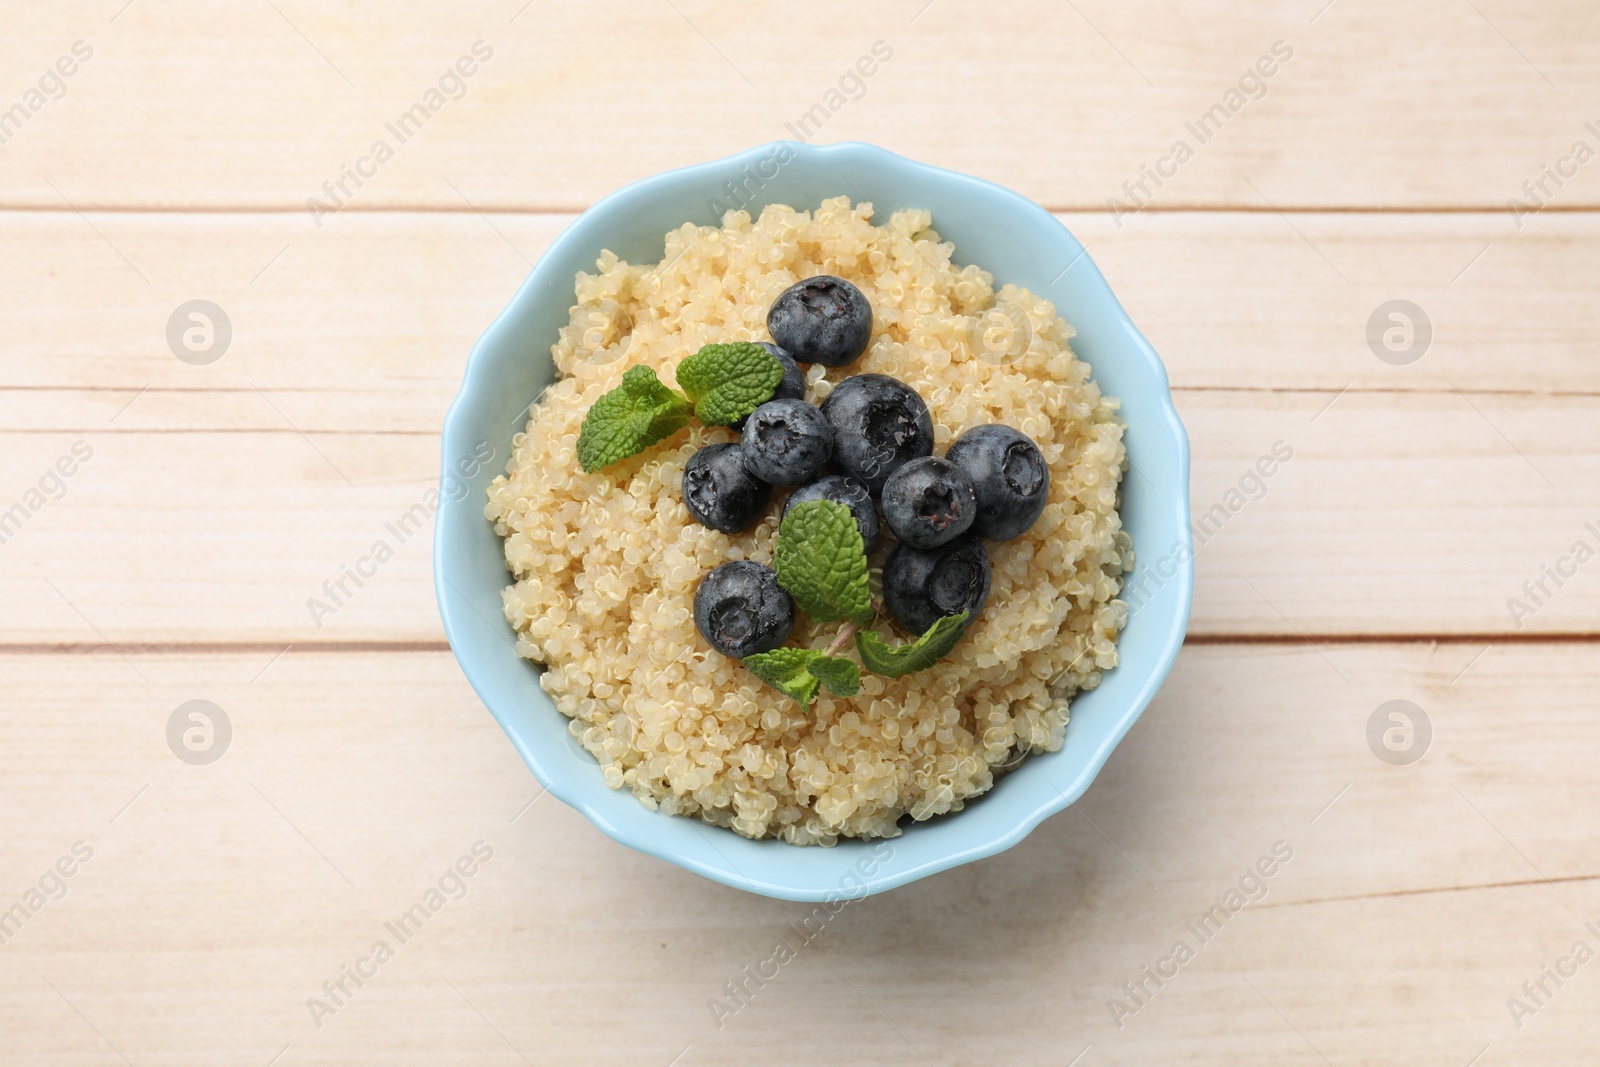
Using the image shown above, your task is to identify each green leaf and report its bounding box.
[807,654,861,698]
[745,649,823,707]
[675,342,785,426]
[575,365,692,472]
[774,500,873,626]
[855,612,970,678]
[744,647,861,709]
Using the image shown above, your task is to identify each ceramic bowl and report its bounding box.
[435,141,1192,902]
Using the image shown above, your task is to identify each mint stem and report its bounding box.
[825,622,859,656]
[825,598,883,655]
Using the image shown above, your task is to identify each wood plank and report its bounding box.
[1,644,1595,1064]
[2,1,1598,211]
[2,210,1596,415]
[0,384,1592,643]
[0,211,546,432]
[1180,387,1598,638]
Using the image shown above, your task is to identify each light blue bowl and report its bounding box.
[435,142,1192,902]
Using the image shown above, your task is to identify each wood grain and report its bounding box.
[2,1,1598,211]
[4,2,1599,1062]
[2,214,1593,643]
[0,383,1592,645]
[3,211,1594,413]
[1,645,1595,1066]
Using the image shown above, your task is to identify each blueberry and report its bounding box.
[783,474,881,554]
[880,456,977,550]
[740,398,833,486]
[882,534,992,636]
[760,342,808,403]
[682,442,770,533]
[767,275,873,367]
[694,560,794,659]
[733,343,806,430]
[945,425,1050,541]
[818,374,934,495]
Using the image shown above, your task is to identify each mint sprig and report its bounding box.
[676,341,785,426]
[774,500,873,626]
[573,343,786,473]
[575,365,692,473]
[744,647,861,709]
[856,612,970,678]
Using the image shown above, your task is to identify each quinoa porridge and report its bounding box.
[485,197,1130,846]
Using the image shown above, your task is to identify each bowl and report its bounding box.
[435,141,1192,902]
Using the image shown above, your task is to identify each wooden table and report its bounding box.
[3,2,1596,1063]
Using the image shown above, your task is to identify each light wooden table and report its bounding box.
[3,2,1597,1064]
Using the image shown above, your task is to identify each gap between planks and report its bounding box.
[7,386,1600,398]
[4,203,1600,217]
[8,387,1600,427]
[1261,872,1600,911]
[2,633,1597,657]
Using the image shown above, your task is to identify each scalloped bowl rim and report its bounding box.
[435,141,1192,901]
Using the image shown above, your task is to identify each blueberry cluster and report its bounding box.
[688,275,1051,660]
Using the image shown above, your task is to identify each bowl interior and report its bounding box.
[436,142,1191,901]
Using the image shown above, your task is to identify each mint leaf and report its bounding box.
[807,654,861,698]
[576,365,692,472]
[745,649,824,707]
[774,500,873,626]
[856,612,969,677]
[744,647,861,709]
[675,342,784,426]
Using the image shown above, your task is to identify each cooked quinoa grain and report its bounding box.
[486,198,1130,845]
